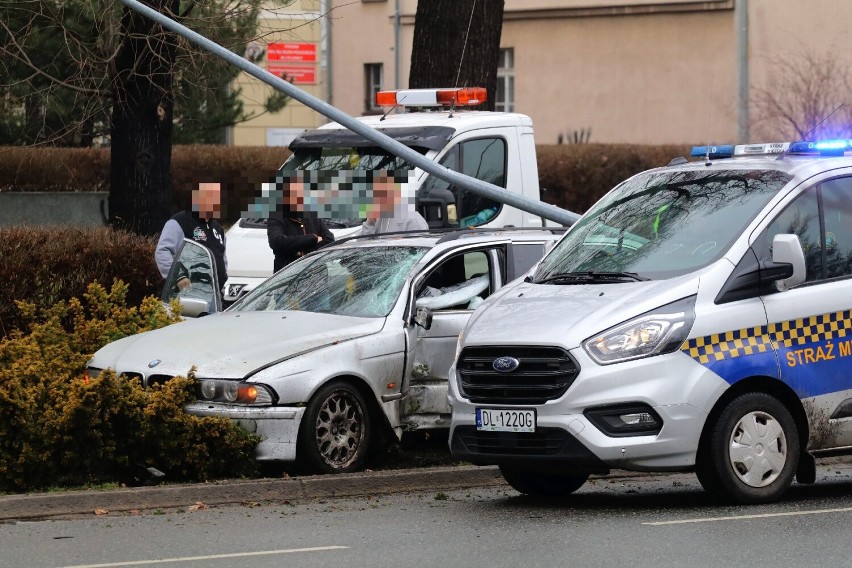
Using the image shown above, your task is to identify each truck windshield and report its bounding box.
[282,146,420,174]
[233,246,428,317]
[535,169,793,281]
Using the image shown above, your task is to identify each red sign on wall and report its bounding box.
[267,42,317,63]
[267,64,317,85]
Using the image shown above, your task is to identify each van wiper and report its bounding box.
[534,271,649,285]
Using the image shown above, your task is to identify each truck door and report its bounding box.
[403,244,506,429]
[757,175,852,449]
[417,136,508,229]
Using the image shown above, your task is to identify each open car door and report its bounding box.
[161,238,222,317]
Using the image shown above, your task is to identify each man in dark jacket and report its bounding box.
[267,211,334,272]
[155,182,228,290]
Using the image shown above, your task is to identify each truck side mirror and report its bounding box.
[771,234,806,291]
[412,306,433,330]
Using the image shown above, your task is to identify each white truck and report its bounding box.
[223,87,556,302]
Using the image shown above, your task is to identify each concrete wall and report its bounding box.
[0,192,108,227]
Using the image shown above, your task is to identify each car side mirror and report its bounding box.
[179,297,210,318]
[413,306,433,330]
[771,234,806,291]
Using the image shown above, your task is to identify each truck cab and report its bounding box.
[223,87,551,302]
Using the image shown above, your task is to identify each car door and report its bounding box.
[402,243,506,429]
[757,174,852,449]
[161,238,222,317]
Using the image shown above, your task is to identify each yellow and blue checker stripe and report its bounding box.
[681,309,852,365]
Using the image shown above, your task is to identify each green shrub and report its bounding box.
[0,280,258,492]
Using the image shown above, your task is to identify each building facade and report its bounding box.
[231,0,852,146]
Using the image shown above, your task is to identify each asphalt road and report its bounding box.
[3,461,852,568]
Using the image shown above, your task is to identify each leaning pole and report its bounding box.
[116,0,581,226]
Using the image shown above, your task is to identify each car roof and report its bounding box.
[323,227,564,252]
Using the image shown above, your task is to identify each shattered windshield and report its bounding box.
[234,246,428,317]
[535,169,793,281]
[282,146,419,174]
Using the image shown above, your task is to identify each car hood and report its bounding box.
[465,276,699,350]
[89,311,385,379]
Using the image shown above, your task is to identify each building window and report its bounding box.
[364,63,383,112]
[495,48,514,112]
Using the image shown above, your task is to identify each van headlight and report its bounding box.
[583,296,696,365]
[196,380,276,405]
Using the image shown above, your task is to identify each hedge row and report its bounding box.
[0,143,690,220]
[0,226,161,337]
[0,281,258,491]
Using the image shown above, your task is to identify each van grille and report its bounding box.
[457,346,579,404]
[455,427,570,456]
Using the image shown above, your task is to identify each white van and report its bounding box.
[448,140,852,503]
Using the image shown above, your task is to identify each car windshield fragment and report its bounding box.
[234,246,428,317]
[535,169,792,281]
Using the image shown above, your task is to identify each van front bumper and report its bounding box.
[448,348,728,472]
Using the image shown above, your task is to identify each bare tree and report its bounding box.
[752,47,852,141]
[0,0,291,234]
[408,0,504,112]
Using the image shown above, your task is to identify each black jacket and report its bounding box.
[267,213,334,272]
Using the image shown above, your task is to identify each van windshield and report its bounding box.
[535,169,793,281]
[233,246,428,317]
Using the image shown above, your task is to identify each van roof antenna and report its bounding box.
[777,103,845,160]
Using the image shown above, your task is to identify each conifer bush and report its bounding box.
[0,280,259,492]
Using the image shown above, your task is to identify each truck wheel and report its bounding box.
[499,466,589,497]
[298,381,372,474]
[697,392,799,504]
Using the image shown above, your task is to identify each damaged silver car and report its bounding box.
[87,229,560,473]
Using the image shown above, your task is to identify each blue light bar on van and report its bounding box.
[689,145,734,158]
[788,139,852,156]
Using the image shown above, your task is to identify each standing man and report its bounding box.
[267,175,334,272]
[155,182,228,291]
[360,170,428,235]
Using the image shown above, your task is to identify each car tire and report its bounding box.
[697,392,799,504]
[499,466,589,497]
[298,381,372,474]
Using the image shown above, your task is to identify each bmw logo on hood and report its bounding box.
[492,356,520,373]
[148,359,161,368]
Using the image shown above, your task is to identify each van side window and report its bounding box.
[760,188,822,282]
[819,177,852,279]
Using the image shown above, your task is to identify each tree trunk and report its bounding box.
[409,0,504,112]
[109,0,178,235]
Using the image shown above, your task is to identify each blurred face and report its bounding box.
[193,182,222,219]
[366,174,401,220]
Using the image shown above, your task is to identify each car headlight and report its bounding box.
[196,380,276,405]
[583,296,696,365]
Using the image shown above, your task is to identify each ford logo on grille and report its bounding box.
[492,356,520,373]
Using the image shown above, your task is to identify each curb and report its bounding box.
[0,465,505,521]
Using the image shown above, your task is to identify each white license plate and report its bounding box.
[475,408,536,433]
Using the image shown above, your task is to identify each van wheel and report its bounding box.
[298,381,372,474]
[697,392,799,504]
[499,466,589,497]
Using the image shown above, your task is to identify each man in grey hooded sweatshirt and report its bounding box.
[360,170,428,235]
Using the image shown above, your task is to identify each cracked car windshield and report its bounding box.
[234,246,428,317]
[536,169,793,280]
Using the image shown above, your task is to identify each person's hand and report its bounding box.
[177,277,191,291]
[313,233,322,243]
